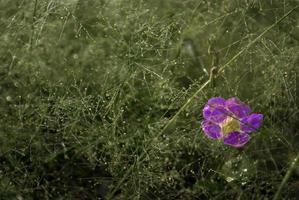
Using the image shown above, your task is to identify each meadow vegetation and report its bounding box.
[1,0,299,199]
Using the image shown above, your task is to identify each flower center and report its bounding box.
[221,117,240,135]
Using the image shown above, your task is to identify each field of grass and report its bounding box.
[1,0,299,199]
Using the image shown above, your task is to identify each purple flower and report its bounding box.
[201,97,263,148]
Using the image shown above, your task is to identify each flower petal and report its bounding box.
[203,97,227,123]
[223,132,250,148]
[204,107,228,123]
[202,120,222,139]
[240,113,263,133]
[225,97,251,118]
[207,97,226,107]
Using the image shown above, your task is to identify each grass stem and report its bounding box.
[273,153,299,200]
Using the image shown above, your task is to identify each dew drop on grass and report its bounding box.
[226,177,234,182]
[6,96,12,102]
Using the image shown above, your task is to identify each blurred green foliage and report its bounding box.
[0,0,299,199]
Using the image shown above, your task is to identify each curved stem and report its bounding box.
[273,153,299,200]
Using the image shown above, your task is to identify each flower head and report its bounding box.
[201,97,263,148]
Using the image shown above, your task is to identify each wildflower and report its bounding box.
[201,97,263,148]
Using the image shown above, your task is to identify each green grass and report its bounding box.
[1,0,299,199]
